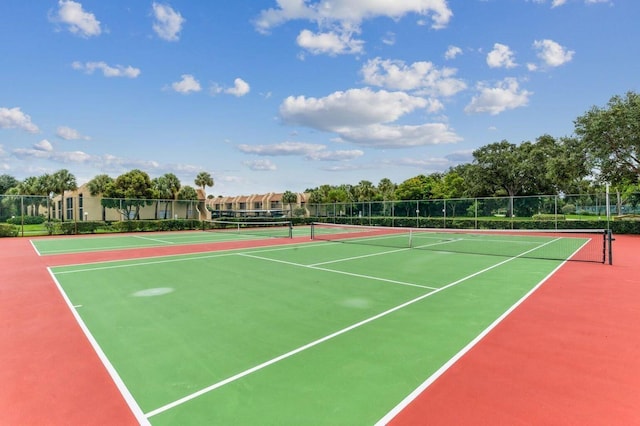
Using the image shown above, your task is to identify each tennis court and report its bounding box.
[31,220,301,255]
[46,224,605,424]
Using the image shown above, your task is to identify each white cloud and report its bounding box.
[280,88,427,130]
[170,74,201,94]
[444,45,463,60]
[13,146,92,163]
[486,43,517,68]
[244,159,277,171]
[255,0,453,33]
[238,142,326,157]
[296,29,364,55]
[336,123,461,148]
[361,57,466,97]
[56,126,90,141]
[152,2,185,41]
[34,140,54,152]
[533,39,575,67]
[72,61,141,78]
[465,78,532,115]
[50,0,101,37]
[530,0,611,7]
[237,141,363,161]
[306,149,363,161]
[0,107,40,133]
[279,87,462,148]
[225,78,251,97]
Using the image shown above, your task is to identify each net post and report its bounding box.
[288,221,293,239]
[408,229,413,248]
[608,229,614,265]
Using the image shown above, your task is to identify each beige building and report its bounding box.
[50,184,207,221]
[207,192,309,218]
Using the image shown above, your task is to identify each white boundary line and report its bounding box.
[144,238,561,419]
[374,259,567,425]
[29,239,42,256]
[47,268,150,425]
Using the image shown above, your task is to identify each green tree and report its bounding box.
[543,136,590,194]
[51,169,77,221]
[377,178,396,201]
[0,174,19,194]
[355,180,377,201]
[282,190,297,217]
[177,185,198,219]
[194,171,214,194]
[87,174,114,221]
[395,175,433,200]
[152,173,181,219]
[307,190,323,216]
[575,91,640,184]
[103,169,154,220]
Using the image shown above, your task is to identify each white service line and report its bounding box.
[239,252,437,290]
[131,235,175,244]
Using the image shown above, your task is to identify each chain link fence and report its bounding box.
[2,192,639,236]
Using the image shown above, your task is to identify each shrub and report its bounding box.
[6,215,45,225]
[0,223,19,237]
[561,204,576,215]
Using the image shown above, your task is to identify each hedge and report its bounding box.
[0,223,19,237]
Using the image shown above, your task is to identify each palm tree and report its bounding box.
[17,176,39,216]
[52,169,77,221]
[194,171,214,195]
[307,190,323,216]
[87,174,114,221]
[152,174,181,219]
[355,180,377,201]
[282,190,297,217]
[177,185,198,219]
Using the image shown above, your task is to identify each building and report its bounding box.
[206,192,309,218]
[50,184,208,221]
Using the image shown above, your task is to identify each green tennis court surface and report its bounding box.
[50,233,577,425]
[32,225,306,255]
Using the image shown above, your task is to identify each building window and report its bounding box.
[57,200,63,220]
[254,202,262,209]
[78,194,84,220]
[66,197,74,220]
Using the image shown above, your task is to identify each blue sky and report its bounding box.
[1,0,638,196]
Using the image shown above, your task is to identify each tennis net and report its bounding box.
[310,222,612,264]
[204,219,293,239]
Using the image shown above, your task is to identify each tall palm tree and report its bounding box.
[153,174,181,219]
[282,190,297,217]
[355,180,377,201]
[52,169,77,222]
[194,171,214,194]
